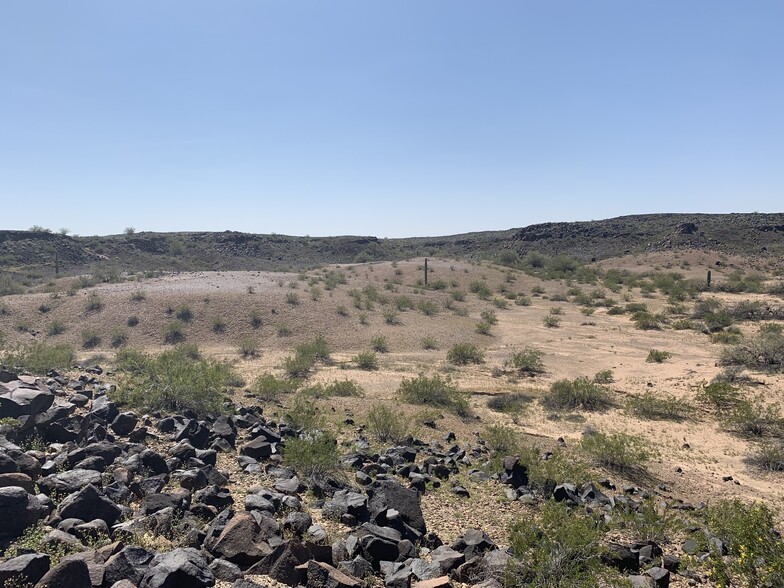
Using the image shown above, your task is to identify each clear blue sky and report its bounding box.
[1,1,782,238]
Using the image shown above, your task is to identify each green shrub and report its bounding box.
[671,319,695,330]
[447,343,484,365]
[283,431,340,479]
[336,305,349,317]
[421,336,438,350]
[541,378,613,412]
[704,499,784,588]
[366,403,413,443]
[130,290,147,302]
[487,393,533,416]
[285,292,300,305]
[542,315,561,328]
[507,347,545,375]
[249,310,263,328]
[580,431,651,473]
[508,500,614,587]
[84,292,103,313]
[277,323,292,337]
[606,305,625,315]
[371,335,389,353]
[592,369,614,384]
[482,424,520,455]
[211,316,227,334]
[721,330,784,372]
[480,309,498,325]
[47,320,66,336]
[697,382,743,412]
[450,290,466,302]
[114,344,236,416]
[418,300,439,316]
[175,304,193,322]
[514,295,532,306]
[110,329,129,348]
[283,352,316,378]
[81,330,101,349]
[397,373,470,417]
[631,311,660,330]
[164,321,186,344]
[127,315,140,327]
[549,306,563,316]
[237,337,260,358]
[475,321,493,335]
[492,297,509,309]
[745,441,784,473]
[722,398,784,438]
[302,379,364,398]
[712,330,743,345]
[250,372,300,401]
[352,351,378,370]
[646,349,671,363]
[469,280,492,299]
[625,392,692,421]
[1,342,74,374]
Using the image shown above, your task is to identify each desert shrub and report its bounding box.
[631,311,660,330]
[580,431,651,473]
[592,369,614,384]
[336,305,349,317]
[277,324,292,337]
[1,342,74,374]
[450,290,466,302]
[646,349,671,363]
[371,335,389,353]
[303,379,363,398]
[81,330,101,349]
[114,344,236,416]
[542,315,561,328]
[285,292,300,306]
[237,337,260,358]
[482,424,520,455]
[283,352,316,378]
[397,373,471,417]
[323,270,347,290]
[711,330,743,344]
[475,321,493,335]
[469,280,492,299]
[625,392,692,421]
[249,310,263,328]
[549,306,563,316]
[37,303,50,314]
[84,292,103,313]
[163,321,186,344]
[721,329,784,372]
[492,297,509,309]
[722,398,784,438]
[507,347,545,375]
[130,290,147,302]
[366,403,413,443]
[395,295,414,310]
[712,365,752,385]
[421,336,438,350]
[110,329,129,348]
[697,382,743,412]
[447,343,484,365]
[580,306,595,316]
[357,312,369,325]
[541,378,613,412]
[352,351,378,370]
[211,316,227,334]
[745,441,784,473]
[418,300,439,316]
[704,499,784,588]
[175,305,193,322]
[550,293,568,302]
[514,295,532,306]
[309,286,322,301]
[606,306,624,315]
[487,393,532,416]
[47,320,66,336]
[283,431,340,479]
[0,276,23,296]
[127,315,140,327]
[671,319,695,330]
[480,309,498,325]
[382,309,400,325]
[508,500,614,588]
[250,372,300,401]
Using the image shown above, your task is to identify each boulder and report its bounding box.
[306,560,362,588]
[57,484,122,527]
[367,480,426,541]
[0,553,51,586]
[0,387,54,418]
[212,512,273,565]
[0,486,45,538]
[103,546,155,587]
[38,469,103,496]
[139,547,215,588]
[34,557,91,588]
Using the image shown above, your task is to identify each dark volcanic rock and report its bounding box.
[0,486,45,538]
[139,547,215,588]
[57,484,122,527]
[34,557,91,588]
[367,480,426,541]
[0,553,51,586]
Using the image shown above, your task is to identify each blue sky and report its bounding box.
[1,2,782,238]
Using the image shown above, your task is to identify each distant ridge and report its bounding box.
[2,213,783,277]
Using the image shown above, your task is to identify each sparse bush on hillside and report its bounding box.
[625,392,692,421]
[47,320,66,336]
[506,347,545,375]
[580,431,651,473]
[417,300,439,316]
[541,378,613,412]
[421,336,438,350]
[397,373,471,417]
[127,315,140,327]
[352,351,378,370]
[84,292,103,313]
[646,349,671,363]
[722,398,784,438]
[514,294,532,306]
[631,311,661,330]
[81,330,101,349]
[114,344,237,416]
[283,431,340,480]
[480,309,498,325]
[175,304,193,322]
[366,403,413,444]
[487,393,532,417]
[592,369,614,384]
[1,342,74,374]
[383,309,400,325]
[721,329,784,372]
[285,292,300,305]
[542,315,561,328]
[130,290,147,302]
[249,310,263,328]
[447,342,485,365]
[237,337,260,358]
[302,379,364,398]
[745,441,784,473]
[371,335,389,353]
[469,280,492,300]
[111,329,129,348]
[475,321,493,335]
[250,372,300,401]
[164,321,186,344]
[211,316,227,334]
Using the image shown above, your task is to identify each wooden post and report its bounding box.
[55,249,60,277]
[707,270,711,289]
[424,258,428,286]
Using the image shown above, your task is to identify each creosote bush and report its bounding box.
[540,378,613,412]
[447,343,485,365]
[421,336,438,350]
[84,292,103,313]
[397,373,471,417]
[721,329,784,372]
[487,393,533,417]
[114,344,237,416]
[250,372,300,401]
[366,403,413,444]
[352,351,378,370]
[580,431,651,473]
[506,347,545,375]
[164,321,186,344]
[625,392,692,422]
[697,382,743,412]
[237,337,260,358]
[722,398,784,438]
[646,349,672,363]
[1,342,74,374]
[283,431,340,480]
[371,335,389,353]
[175,305,193,322]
